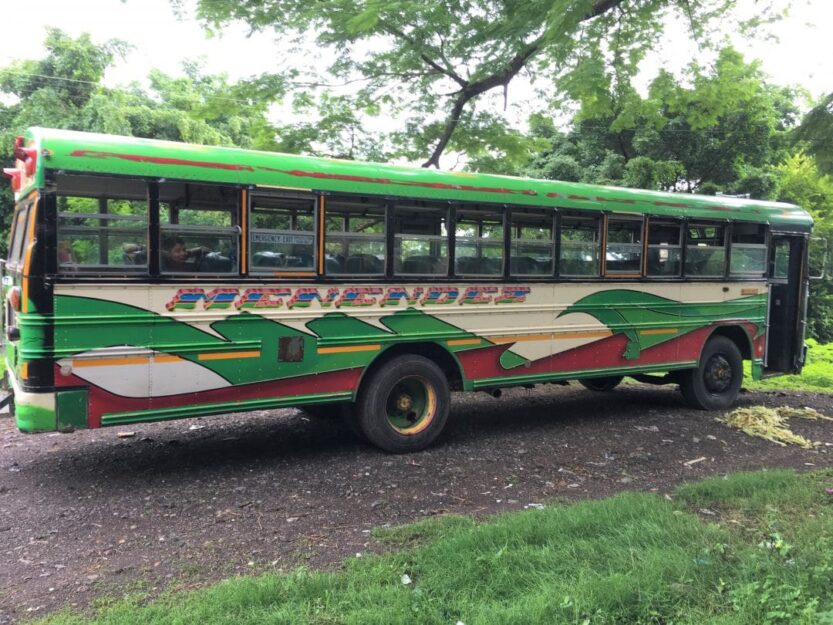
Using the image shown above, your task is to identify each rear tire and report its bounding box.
[357,354,450,453]
[579,376,624,392]
[679,336,743,410]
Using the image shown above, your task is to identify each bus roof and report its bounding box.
[17,126,813,232]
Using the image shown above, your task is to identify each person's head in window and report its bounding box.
[162,235,189,272]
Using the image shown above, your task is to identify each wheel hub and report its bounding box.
[396,393,414,413]
[704,355,732,393]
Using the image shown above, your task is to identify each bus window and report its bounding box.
[394,201,448,276]
[560,215,600,277]
[730,223,767,277]
[510,210,553,276]
[56,176,148,273]
[325,198,385,275]
[250,193,316,273]
[159,183,239,275]
[646,220,682,277]
[685,223,726,277]
[456,206,504,276]
[7,202,30,270]
[605,216,643,275]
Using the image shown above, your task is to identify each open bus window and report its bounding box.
[510,210,553,276]
[393,201,448,276]
[730,223,767,277]
[159,183,239,275]
[325,198,385,275]
[456,206,503,276]
[685,223,726,277]
[57,196,148,273]
[250,194,316,273]
[605,216,643,275]
[647,220,682,277]
[560,215,600,277]
[7,202,30,270]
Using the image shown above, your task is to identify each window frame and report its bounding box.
[558,211,603,279]
[158,181,242,278]
[683,220,729,280]
[603,213,645,278]
[645,217,684,279]
[247,189,318,277]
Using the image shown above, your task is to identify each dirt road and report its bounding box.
[2,383,832,623]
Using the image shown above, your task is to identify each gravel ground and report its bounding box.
[2,382,833,623]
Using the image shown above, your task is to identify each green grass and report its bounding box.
[37,469,833,625]
[745,339,833,393]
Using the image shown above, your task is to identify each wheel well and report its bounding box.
[708,325,753,360]
[359,342,464,394]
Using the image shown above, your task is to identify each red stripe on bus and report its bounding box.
[55,367,363,428]
[257,166,538,196]
[69,150,255,172]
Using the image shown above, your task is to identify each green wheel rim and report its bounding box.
[384,375,436,435]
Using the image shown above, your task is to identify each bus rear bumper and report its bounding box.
[8,372,88,433]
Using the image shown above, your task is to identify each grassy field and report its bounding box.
[744,339,833,393]
[38,468,833,625]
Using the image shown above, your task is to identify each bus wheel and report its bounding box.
[357,355,450,453]
[679,336,743,410]
[579,376,623,392]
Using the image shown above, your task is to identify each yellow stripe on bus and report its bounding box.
[317,344,381,355]
[447,338,482,346]
[640,328,679,336]
[73,356,150,368]
[197,350,261,361]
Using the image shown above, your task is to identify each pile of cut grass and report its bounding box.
[719,405,833,448]
[39,469,833,625]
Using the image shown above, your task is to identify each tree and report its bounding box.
[525,48,797,197]
[189,0,766,168]
[795,93,833,177]
[0,30,277,253]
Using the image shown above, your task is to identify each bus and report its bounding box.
[1,128,813,453]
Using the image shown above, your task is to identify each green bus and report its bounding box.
[1,128,813,452]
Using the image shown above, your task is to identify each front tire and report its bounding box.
[679,336,743,410]
[357,355,450,453]
[579,376,624,392]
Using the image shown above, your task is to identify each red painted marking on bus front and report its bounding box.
[69,150,255,172]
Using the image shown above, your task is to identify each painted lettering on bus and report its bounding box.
[165,285,531,311]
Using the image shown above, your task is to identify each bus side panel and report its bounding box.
[47,281,767,428]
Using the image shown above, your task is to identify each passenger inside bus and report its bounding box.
[161,235,211,272]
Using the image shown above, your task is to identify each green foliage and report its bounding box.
[795,93,833,177]
[744,339,833,393]
[0,31,278,255]
[37,468,833,625]
[527,48,797,197]
[190,0,752,168]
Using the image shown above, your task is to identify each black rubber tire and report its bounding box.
[679,336,743,410]
[356,354,450,453]
[579,376,624,392]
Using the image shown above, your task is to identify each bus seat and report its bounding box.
[325,257,342,273]
[402,255,438,274]
[253,251,285,267]
[345,254,382,274]
[510,256,541,275]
